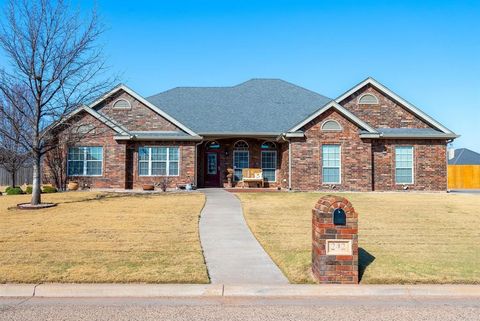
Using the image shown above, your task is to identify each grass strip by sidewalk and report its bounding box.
[237,192,480,284]
[0,191,209,284]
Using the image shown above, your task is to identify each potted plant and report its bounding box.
[142,183,155,191]
[67,181,79,191]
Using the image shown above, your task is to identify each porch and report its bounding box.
[196,137,289,189]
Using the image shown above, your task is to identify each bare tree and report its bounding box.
[0,87,32,187]
[0,0,115,204]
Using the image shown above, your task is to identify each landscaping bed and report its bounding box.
[0,191,208,283]
[236,192,480,284]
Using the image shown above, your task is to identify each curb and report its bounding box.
[1,284,480,298]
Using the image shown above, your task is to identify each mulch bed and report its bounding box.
[16,203,57,210]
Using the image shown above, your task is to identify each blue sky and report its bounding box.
[2,0,480,150]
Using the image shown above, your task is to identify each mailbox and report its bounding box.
[333,208,346,225]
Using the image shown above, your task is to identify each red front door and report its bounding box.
[204,151,221,187]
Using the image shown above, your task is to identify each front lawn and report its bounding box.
[0,191,208,283]
[236,192,480,284]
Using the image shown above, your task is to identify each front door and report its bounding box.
[204,151,221,187]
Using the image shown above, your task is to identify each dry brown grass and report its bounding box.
[236,192,480,284]
[0,191,208,283]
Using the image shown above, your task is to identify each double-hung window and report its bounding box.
[322,144,341,184]
[395,146,414,184]
[261,151,277,182]
[67,147,103,176]
[139,147,179,176]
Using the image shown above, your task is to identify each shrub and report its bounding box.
[42,186,57,193]
[6,187,24,195]
[25,186,33,194]
[5,186,12,193]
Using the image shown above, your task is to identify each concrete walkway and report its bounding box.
[199,188,288,284]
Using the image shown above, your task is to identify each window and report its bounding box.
[233,140,249,181]
[138,147,179,176]
[67,147,103,176]
[321,120,342,131]
[358,94,379,105]
[261,141,276,182]
[206,141,220,149]
[322,144,341,184]
[395,146,414,184]
[113,99,131,109]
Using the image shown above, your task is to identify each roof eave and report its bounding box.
[114,135,203,141]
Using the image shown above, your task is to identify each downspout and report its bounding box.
[194,140,203,187]
[281,134,292,190]
[446,139,454,192]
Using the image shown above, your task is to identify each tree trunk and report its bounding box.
[11,170,16,187]
[31,155,42,205]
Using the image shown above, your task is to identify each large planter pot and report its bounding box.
[67,182,79,191]
[142,184,155,191]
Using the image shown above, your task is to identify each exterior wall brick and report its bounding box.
[129,141,196,189]
[372,139,447,191]
[43,112,128,189]
[339,84,431,129]
[290,109,373,191]
[94,90,182,132]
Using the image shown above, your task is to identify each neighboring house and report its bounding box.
[43,77,458,191]
[447,148,480,190]
[448,148,480,165]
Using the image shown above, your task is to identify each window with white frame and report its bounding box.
[67,147,103,176]
[322,144,341,184]
[395,146,414,184]
[138,147,179,176]
[261,142,277,182]
[233,141,249,181]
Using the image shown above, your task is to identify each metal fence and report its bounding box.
[0,166,33,186]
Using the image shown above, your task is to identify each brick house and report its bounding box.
[44,77,458,191]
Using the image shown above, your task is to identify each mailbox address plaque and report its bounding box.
[325,239,353,255]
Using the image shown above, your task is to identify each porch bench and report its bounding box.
[241,168,264,188]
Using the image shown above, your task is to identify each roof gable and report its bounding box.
[335,77,455,134]
[90,84,198,136]
[288,101,378,133]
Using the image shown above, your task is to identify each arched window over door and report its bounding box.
[261,141,277,182]
[233,140,249,181]
[206,141,220,149]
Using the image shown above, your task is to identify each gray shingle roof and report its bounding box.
[146,79,332,134]
[360,128,458,139]
[449,148,480,165]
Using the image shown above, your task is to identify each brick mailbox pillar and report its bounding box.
[312,195,358,284]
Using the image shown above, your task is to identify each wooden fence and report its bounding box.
[0,166,33,186]
[448,165,480,189]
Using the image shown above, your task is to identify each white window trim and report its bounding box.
[233,150,249,182]
[321,119,343,132]
[138,146,180,177]
[261,150,277,182]
[357,93,379,105]
[395,146,414,185]
[112,98,132,109]
[322,144,341,184]
[67,146,103,177]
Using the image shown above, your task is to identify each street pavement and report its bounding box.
[1,296,479,321]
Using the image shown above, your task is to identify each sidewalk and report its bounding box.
[1,284,479,298]
[199,188,288,284]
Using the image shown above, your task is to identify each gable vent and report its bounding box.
[358,94,379,105]
[113,99,131,109]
